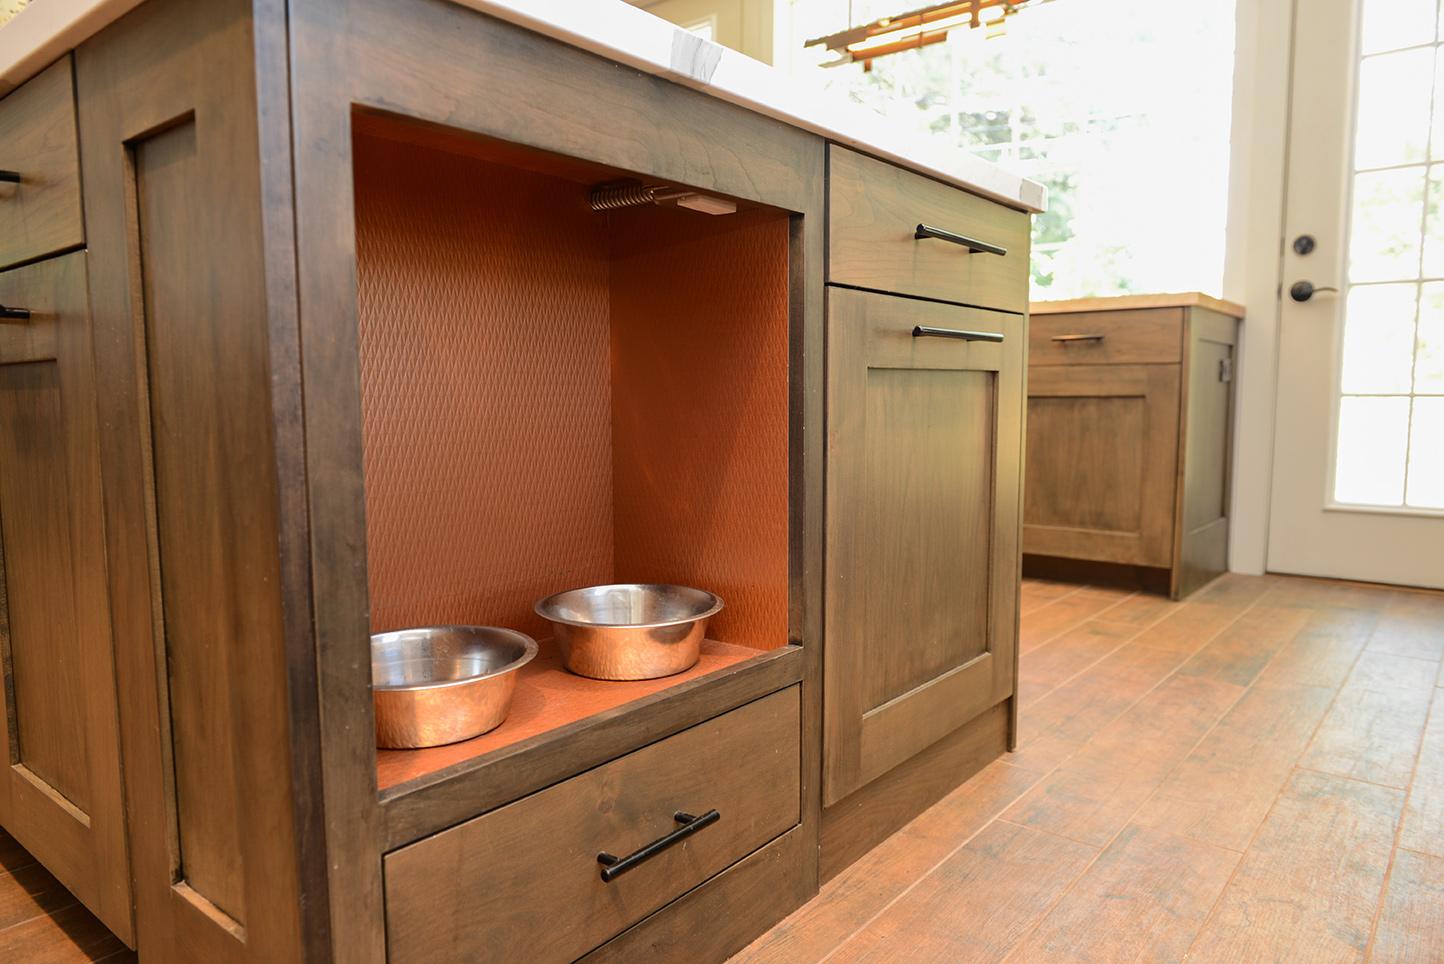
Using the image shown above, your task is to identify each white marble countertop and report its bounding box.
[1,0,1046,212]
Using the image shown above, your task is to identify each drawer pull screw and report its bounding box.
[596,808,721,883]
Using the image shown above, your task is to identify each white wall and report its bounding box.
[1222,0,1296,574]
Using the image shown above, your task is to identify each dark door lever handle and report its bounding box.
[1290,280,1338,303]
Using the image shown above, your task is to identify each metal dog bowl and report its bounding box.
[371,626,537,748]
[533,583,724,681]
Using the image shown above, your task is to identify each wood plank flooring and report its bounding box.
[0,830,131,962]
[738,573,1444,963]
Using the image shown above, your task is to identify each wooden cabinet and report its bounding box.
[0,0,1034,959]
[1023,296,1243,598]
[823,289,1023,806]
[0,253,131,942]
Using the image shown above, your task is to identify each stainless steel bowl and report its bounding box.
[370,626,537,749]
[533,583,724,681]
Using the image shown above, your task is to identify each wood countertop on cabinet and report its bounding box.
[1030,292,1246,318]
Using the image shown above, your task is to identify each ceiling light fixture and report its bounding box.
[806,0,1043,67]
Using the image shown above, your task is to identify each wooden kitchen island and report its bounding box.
[0,1,1040,960]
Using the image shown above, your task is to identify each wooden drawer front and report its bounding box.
[0,58,84,270]
[828,146,1030,313]
[384,687,801,963]
[1029,308,1183,366]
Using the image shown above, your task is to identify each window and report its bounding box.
[1331,0,1444,509]
[775,0,1238,300]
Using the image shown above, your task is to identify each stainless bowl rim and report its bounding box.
[533,583,724,630]
[370,625,538,692]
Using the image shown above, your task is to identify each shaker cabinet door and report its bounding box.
[0,252,132,943]
[1023,364,1180,568]
[823,287,1023,806]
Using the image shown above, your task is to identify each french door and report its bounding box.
[1269,0,1444,587]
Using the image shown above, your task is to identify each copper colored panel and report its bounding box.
[375,638,761,790]
[354,119,789,677]
[610,207,791,650]
[354,132,614,638]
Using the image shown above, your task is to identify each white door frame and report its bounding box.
[1221,0,1297,578]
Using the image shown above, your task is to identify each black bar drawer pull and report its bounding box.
[914,223,1007,256]
[0,305,31,322]
[597,809,720,883]
[0,170,19,185]
[1051,333,1105,343]
[913,325,1003,343]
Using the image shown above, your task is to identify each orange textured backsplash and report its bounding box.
[610,206,790,650]
[353,123,789,648]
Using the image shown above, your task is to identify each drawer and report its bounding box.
[384,687,801,963]
[828,145,1030,313]
[1029,308,1183,366]
[0,57,84,270]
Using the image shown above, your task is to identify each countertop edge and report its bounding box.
[1030,292,1247,319]
[1,0,1047,213]
[0,0,143,96]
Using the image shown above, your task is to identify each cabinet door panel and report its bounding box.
[1023,364,1180,567]
[0,252,131,943]
[824,288,1023,805]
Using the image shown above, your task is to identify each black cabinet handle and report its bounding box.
[914,223,1007,256]
[0,305,31,322]
[1051,333,1105,343]
[912,325,1003,343]
[596,809,720,883]
[0,171,19,185]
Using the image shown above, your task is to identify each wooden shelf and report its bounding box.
[375,638,766,792]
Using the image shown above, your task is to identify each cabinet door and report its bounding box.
[823,287,1023,806]
[1023,364,1180,568]
[0,252,131,942]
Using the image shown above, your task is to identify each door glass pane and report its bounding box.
[1335,396,1411,505]
[1435,57,1444,156]
[1361,0,1437,54]
[1355,48,1435,169]
[1349,169,1427,282]
[1407,397,1444,507]
[1341,284,1419,393]
[1417,283,1444,391]
[1424,166,1444,276]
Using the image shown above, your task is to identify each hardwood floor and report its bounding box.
[738,573,1444,963]
[0,830,131,962]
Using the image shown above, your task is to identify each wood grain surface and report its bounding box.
[739,573,1444,963]
[0,57,83,270]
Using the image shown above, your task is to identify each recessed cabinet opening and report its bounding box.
[350,113,793,791]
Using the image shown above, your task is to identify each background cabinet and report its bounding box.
[823,288,1023,806]
[1023,295,1243,598]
